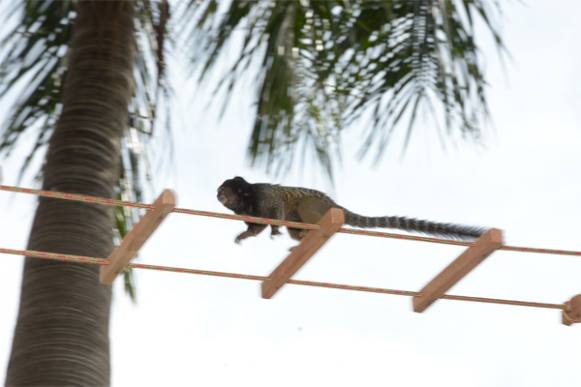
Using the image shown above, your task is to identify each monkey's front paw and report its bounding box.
[270,226,282,239]
[235,231,249,244]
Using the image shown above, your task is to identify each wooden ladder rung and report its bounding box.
[261,208,344,299]
[100,189,176,284]
[413,228,504,313]
[562,294,581,325]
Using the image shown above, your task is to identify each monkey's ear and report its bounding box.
[233,176,247,183]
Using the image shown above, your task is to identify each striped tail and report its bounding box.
[343,210,486,240]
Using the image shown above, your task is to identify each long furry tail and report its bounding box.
[343,210,486,240]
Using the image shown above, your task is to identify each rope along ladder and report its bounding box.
[0,184,579,325]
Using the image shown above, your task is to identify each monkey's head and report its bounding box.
[217,176,254,213]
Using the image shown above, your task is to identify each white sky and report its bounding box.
[2,1,581,386]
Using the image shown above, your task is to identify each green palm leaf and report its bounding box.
[183,0,505,179]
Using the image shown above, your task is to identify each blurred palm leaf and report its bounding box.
[182,0,505,178]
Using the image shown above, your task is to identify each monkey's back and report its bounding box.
[253,183,337,216]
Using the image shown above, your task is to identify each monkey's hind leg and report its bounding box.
[235,223,267,244]
[286,229,305,252]
[286,198,330,242]
[285,211,308,241]
[287,227,308,241]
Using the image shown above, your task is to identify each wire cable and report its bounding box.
[1,184,580,257]
[0,247,565,311]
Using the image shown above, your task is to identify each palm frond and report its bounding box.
[0,0,73,179]
[182,0,505,180]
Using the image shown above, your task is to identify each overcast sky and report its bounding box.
[2,1,581,386]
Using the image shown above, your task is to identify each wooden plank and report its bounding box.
[562,294,581,326]
[413,228,503,313]
[261,208,345,299]
[100,189,176,284]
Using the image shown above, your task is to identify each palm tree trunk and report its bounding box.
[5,2,135,385]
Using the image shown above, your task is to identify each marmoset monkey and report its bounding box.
[217,176,486,244]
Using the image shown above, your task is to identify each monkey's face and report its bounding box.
[217,176,252,212]
[217,185,241,210]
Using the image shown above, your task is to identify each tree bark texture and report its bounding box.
[6,1,135,385]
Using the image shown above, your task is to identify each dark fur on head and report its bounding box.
[217,176,255,214]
